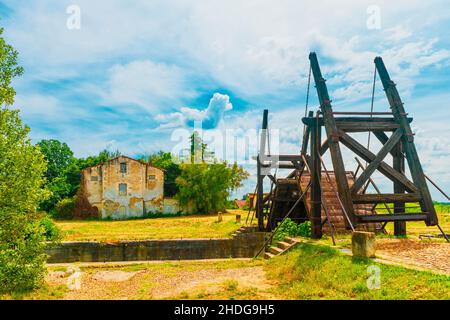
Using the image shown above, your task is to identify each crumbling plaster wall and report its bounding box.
[81,156,165,219]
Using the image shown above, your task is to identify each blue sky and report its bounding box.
[1,0,450,200]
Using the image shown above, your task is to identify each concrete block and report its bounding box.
[352,231,376,258]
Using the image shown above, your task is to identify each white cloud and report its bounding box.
[4,0,450,200]
[103,60,195,113]
[156,93,232,129]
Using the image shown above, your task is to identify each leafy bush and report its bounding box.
[39,216,61,241]
[226,200,238,209]
[53,197,76,220]
[274,219,311,241]
[298,221,312,238]
[176,162,249,214]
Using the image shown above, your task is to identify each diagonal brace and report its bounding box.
[351,128,403,194]
[339,130,418,193]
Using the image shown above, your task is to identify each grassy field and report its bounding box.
[378,202,450,236]
[55,211,246,242]
[3,242,448,300]
[266,243,450,300]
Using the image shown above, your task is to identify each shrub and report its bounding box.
[53,197,76,220]
[0,218,48,293]
[175,162,249,214]
[226,200,238,209]
[274,219,312,241]
[298,221,312,238]
[39,216,61,241]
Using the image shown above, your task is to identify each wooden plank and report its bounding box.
[302,117,413,126]
[339,130,418,193]
[277,155,303,161]
[352,193,421,204]
[309,52,356,227]
[337,122,400,132]
[358,214,427,222]
[277,164,297,169]
[375,57,438,226]
[351,128,403,194]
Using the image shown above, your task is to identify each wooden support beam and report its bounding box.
[267,175,277,184]
[337,122,400,132]
[301,111,314,155]
[256,156,265,231]
[277,164,297,169]
[375,57,438,226]
[257,109,268,231]
[339,130,418,193]
[277,155,303,161]
[320,139,329,155]
[302,117,413,127]
[393,140,407,236]
[358,214,427,222]
[373,131,388,144]
[351,128,403,194]
[352,193,421,204]
[309,52,356,227]
[310,116,322,239]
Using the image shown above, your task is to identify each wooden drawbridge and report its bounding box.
[252,52,448,242]
[265,171,379,234]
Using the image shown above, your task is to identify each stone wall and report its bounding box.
[46,229,266,263]
[78,156,166,219]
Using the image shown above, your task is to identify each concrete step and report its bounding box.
[269,246,284,255]
[277,241,291,250]
[284,236,298,244]
[264,252,275,259]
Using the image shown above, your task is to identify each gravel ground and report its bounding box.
[376,239,450,274]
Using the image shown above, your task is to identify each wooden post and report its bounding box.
[310,117,322,238]
[393,141,406,236]
[309,52,357,227]
[257,110,269,231]
[256,155,264,231]
[301,111,314,156]
[375,57,438,226]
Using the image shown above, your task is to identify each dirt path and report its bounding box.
[47,264,279,300]
[376,239,450,274]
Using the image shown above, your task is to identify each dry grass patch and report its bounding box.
[11,258,279,300]
[56,212,246,242]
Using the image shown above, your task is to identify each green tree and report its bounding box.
[0,28,56,292]
[0,28,23,106]
[0,110,50,292]
[41,147,121,212]
[190,131,207,163]
[37,139,76,212]
[77,149,121,170]
[144,151,181,197]
[175,162,249,214]
[37,139,74,182]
